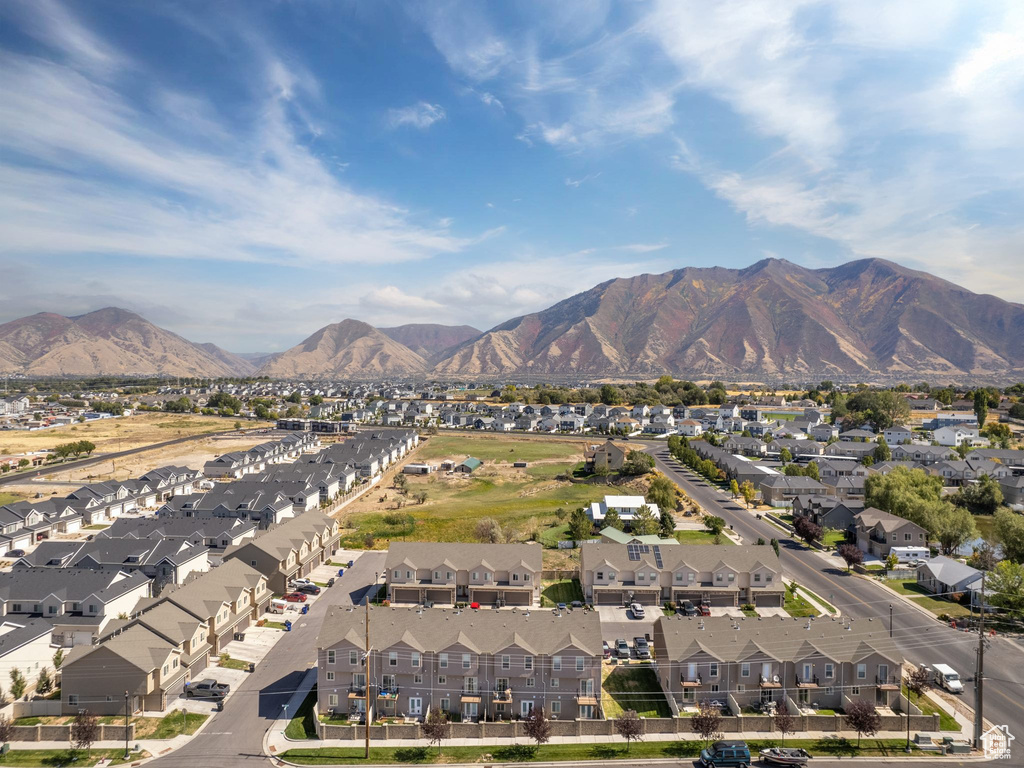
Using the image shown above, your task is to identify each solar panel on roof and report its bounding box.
[653,545,663,568]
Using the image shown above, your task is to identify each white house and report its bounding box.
[677,419,704,437]
[0,619,56,693]
[883,425,914,444]
[934,426,988,448]
[587,495,660,524]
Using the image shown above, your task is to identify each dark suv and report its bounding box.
[699,740,751,767]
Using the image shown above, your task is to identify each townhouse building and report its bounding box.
[891,444,957,465]
[317,605,603,722]
[579,544,784,608]
[97,516,258,561]
[653,616,903,713]
[137,466,203,502]
[386,542,543,608]
[223,510,340,594]
[0,499,83,555]
[160,486,296,528]
[758,476,828,506]
[0,618,57,696]
[0,568,152,646]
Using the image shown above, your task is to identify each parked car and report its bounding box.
[4,550,24,558]
[699,740,751,767]
[186,679,230,699]
[679,600,699,616]
[932,663,964,693]
[633,637,651,659]
[283,592,307,602]
[557,602,567,612]
[571,600,583,608]
[298,584,322,595]
[629,603,645,619]
[699,601,711,616]
[615,638,630,658]
[602,641,612,659]
[290,578,315,589]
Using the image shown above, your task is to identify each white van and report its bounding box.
[891,546,930,564]
[267,599,289,615]
[932,663,964,693]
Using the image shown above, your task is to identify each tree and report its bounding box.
[286,391,302,404]
[0,713,11,746]
[308,394,324,406]
[729,479,739,499]
[523,705,551,747]
[987,560,1024,617]
[71,710,99,755]
[690,700,722,747]
[8,669,25,700]
[475,517,503,544]
[934,504,977,556]
[646,474,678,512]
[568,507,593,543]
[974,389,989,427]
[906,664,931,702]
[631,505,660,536]
[422,708,450,755]
[838,543,863,571]
[622,451,655,476]
[614,709,643,752]
[953,475,1003,515]
[739,480,756,509]
[779,447,792,465]
[968,541,998,572]
[865,467,946,537]
[659,509,676,539]
[843,699,881,747]
[603,508,624,531]
[599,384,623,405]
[770,538,780,558]
[1010,402,1024,420]
[35,666,52,695]
[995,508,1024,563]
[793,515,822,546]
[873,436,891,463]
[773,707,796,746]
[52,648,65,670]
[393,473,408,493]
[17,458,29,469]
[704,515,726,537]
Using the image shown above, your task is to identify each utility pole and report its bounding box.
[124,690,130,760]
[973,569,985,746]
[364,572,377,759]
[889,604,893,639]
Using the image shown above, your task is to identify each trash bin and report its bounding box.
[347,560,354,568]
[248,662,256,673]
[301,605,309,615]
[234,632,245,642]
[284,620,292,631]
[327,578,335,587]
[338,568,345,577]
[215,700,224,712]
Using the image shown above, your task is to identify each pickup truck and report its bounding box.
[290,578,315,589]
[186,679,230,699]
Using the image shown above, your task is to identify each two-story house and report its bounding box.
[386,542,542,607]
[579,544,784,608]
[317,605,603,722]
[854,508,928,557]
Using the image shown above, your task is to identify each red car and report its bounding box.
[283,592,307,602]
[699,602,711,616]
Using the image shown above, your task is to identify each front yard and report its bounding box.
[601,664,671,718]
[0,749,151,766]
[884,579,972,618]
[902,686,959,731]
[13,710,207,738]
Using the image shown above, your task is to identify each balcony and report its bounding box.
[575,693,599,706]
[680,674,703,688]
[348,684,366,699]
[493,688,512,703]
[795,675,819,688]
[877,674,901,691]
[377,686,400,701]
[759,673,782,688]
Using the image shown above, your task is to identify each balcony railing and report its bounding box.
[348,684,366,695]
[795,675,819,688]
[680,674,703,687]
[877,674,901,690]
[759,673,782,688]
[377,686,400,700]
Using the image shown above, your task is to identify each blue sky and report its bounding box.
[1,1,1023,352]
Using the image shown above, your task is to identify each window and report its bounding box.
[579,705,593,719]
[825,686,834,695]
[163,664,169,675]
[609,572,615,580]
[524,573,531,582]
[650,572,656,581]
[754,573,761,583]
[710,684,719,693]
[765,574,773,582]
[526,677,535,687]
[856,663,866,679]
[512,573,519,582]
[406,570,412,579]
[472,572,479,581]
[715,574,723,583]
[851,686,860,695]
[48,605,57,615]
[411,652,420,668]
[327,650,336,665]
[553,656,562,671]
[484,573,492,582]
[741,663,750,677]
[597,572,603,580]
[393,570,400,578]
[551,701,561,715]
[709,663,719,677]
[462,653,472,669]
[440,653,448,669]
[326,671,335,681]
[524,656,533,671]
[389,652,398,667]
[905,533,912,541]
[674,573,682,582]
[551,678,559,688]
[502,655,510,670]
[728,573,735,582]
[824,663,834,679]
[878,664,889,682]
[251,560,258,567]
[68,695,79,706]
[440,698,450,711]
[576,656,584,672]
[737,684,745,692]
[349,650,358,665]
[437,675,446,685]
[328,694,339,707]
[637,572,644,581]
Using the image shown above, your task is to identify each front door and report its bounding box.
[408,697,422,716]
[520,700,534,717]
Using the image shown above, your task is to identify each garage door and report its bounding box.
[706,593,736,606]
[472,590,498,605]
[426,589,454,605]
[504,591,531,606]
[596,592,624,605]
[632,592,660,605]
[673,591,703,604]
[393,589,420,603]
[754,592,783,607]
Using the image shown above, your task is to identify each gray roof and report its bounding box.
[67,624,176,673]
[0,567,150,603]
[654,615,901,664]
[99,516,257,542]
[133,601,205,645]
[318,604,602,657]
[855,507,924,533]
[385,542,542,573]
[920,556,982,589]
[162,558,264,619]
[224,510,335,562]
[0,618,53,658]
[581,543,781,579]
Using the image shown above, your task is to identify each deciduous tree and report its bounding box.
[838,543,863,571]
[71,710,99,755]
[614,710,643,752]
[523,706,551,747]
[422,709,450,755]
[844,699,881,747]
[690,700,722,747]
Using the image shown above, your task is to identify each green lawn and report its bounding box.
[416,434,583,463]
[601,666,671,718]
[674,529,732,545]
[0,491,23,506]
[784,588,818,618]
[281,738,919,765]
[765,412,798,421]
[540,579,583,607]
[141,710,208,739]
[538,523,570,548]
[884,580,972,618]
[339,469,609,548]
[822,529,846,549]
[286,690,319,740]
[902,686,959,731]
[0,749,149,766]
[218,653,251,670]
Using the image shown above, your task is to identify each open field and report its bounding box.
[281,738,920,764]
[0,491,23,506]
[416,433,584,463]
[0,412,271,456]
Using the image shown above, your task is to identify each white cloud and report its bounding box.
[360,286,444,312]
[618,242,668,253]
[479,92,504,111]
[565,172,601,188]
[387,101,447,130]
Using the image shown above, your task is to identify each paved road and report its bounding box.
[150,550,387,768]
[0,426,274,488]
[642,442,1024,743]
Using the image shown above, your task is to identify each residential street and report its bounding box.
[641,442,1024,744]
[149,550,387,768]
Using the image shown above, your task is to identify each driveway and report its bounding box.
[597,605,659,644]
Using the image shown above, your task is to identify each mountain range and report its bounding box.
[2,259,1022,380]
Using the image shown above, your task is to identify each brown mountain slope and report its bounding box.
[378,324,481,362]
[433,258,1024,378]
[0,308,245,377]
[196,344,257,377]
[257,319,428,378]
